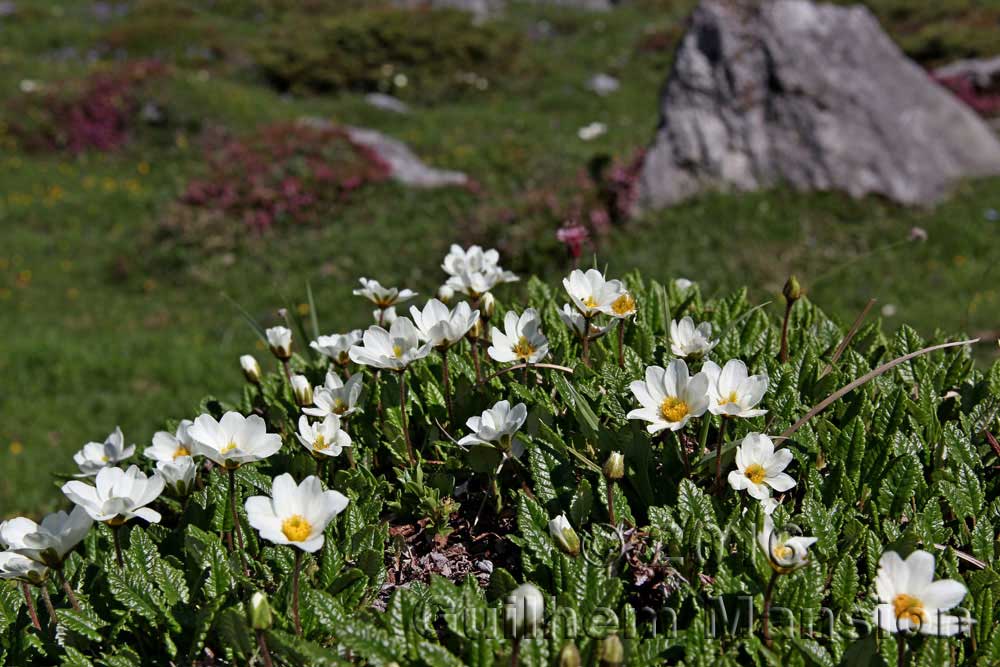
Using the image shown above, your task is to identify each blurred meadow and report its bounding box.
[1,0,999,514]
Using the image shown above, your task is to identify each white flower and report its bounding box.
[442,244,503,277]
[188,412,282,470]
[156,456,197,496]
[377,306,398,325]
[73,426,135,477]
[348,318,432,371]
[757,515,816,573]
[290,374,313,407]
[437,285,455,303]
[562,268,626,317]
[245,473,349,553]
[445,266,519,299]
[410,299,480,348]
[295,415,351,458]
[605,290,637,320]
[487,309,549,364]
[702,360,768,418]
[0,552,47,584]
[577,122,607,141]
[627,360,709,434]
[240,355,262,383]
[353,277,416,308]
[558,304,611,339]
[548,513,580,556]
[266,326,292,360]
[304,372,363,418]
[669,317,717,358]
[674,278,694,291]
[506,583,544,637]
[1,507,93,568]
[144,420,195,463]
[458,400,528,449]
[310,331,362,365]
[874,550,971,636]
[62,465,165,525]
[727,433,795,503]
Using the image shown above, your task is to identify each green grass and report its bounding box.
[1,0,999,515]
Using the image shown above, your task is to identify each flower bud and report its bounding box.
[290,374,313,407]
[480,292,495,319]
[240,355,262,385]
[505,583,544,638]
[599,634,624,667]
[603,451,624,481]
[782,275,802,304]
[469,318,484,340]
[437,284,455,304]
[548,513,580,557]
[559,642,581,667]
[266,326,293,361]
[250,591,272,630]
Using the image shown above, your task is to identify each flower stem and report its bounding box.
[606,480,617,526]
[257,629,274,667]
[581,316,593,367]
[292,550,303,636]
[399,370,415,465]
[58,569,80,612]
[441,348,454,425]
[510,636,522,667]
[779,300,793,364]
[617,320,626,368]
[713,416,729,494]
[762,570,779,648]
[228,468,250,577]
[896,634,906,667]
[113,523,124,568]
[673,432,690,477]
[21,582,41,631]
[471,336,483,385]
[281,360,293,385]
[40,585,57,625]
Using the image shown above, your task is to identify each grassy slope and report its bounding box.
[1,0,998,514]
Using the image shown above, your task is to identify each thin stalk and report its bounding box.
[292,551,303,636]
[281,360,293,385]
[40,586,56,626]
[674,432,690,477]
[441,348,454,424]
[228,468,250,577]
[762,570,779,648]
[316,456,327,484]
[896,633,906,667]
[698,414,712,455]
[486,362,574,383]
[510,636,522,667]
[606,480,617,526]
[113,523,124,568]
[471,336,483,385]
[21,582,41,631]
[257,629,274,667]
[617,320,626,367]
[779,300,793,363]
[581,318,592,367]
[713,417,729,494]
[58,569,80,612]
[399,370,415,465]
[521,361,530,386]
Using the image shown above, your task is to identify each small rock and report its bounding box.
[578,122,607,141]
[365,93,410,114]
[587,73,620,96]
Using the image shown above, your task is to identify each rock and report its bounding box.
[587,73,620,96]
[364,93,410,115]
[934,56,1000,90]
[393,0,504,21]
[636,0,1000,211]
[345,127,468,188]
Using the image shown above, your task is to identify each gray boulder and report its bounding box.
[635,0,1000,211]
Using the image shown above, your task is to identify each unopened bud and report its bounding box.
[599,634,624,667]
[481,292,495,318]
[266,326,293,361]
[240,355,262,384]
[505,583,544,638]
[782,275,802,303]
[250,591,272,630]
[290,375,313,407]
[469,318,484,340]
[548,513,580,557]
[559,642,581,667]
[437,285,455,304]
[603,451,624,481]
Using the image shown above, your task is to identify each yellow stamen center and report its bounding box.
[583,296,599,309]
[893,594,926,625]
[659,397,690,423]
[719,391,739,406]
[281,515,312,542]
[744,463,767,485]
[174,446,190,459]
[392,344,403,358]
[313,434,328,451]
[101,455,110,462]
[333,399,347,414]
[611,293,635,316]
[512,336,536,360]
[773,544,793,561]
[220,440,238,455]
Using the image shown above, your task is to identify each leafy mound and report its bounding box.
[253,8,521,101]
[1,267,999,667]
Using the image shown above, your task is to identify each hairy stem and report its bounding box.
[713,417,729,494]
[40,586,57,626]
[292,551,303,636]
[617,320,626,368]
[21,582,41,631]
[399,370,415,465]
[606,480,617,526]
[762,570,779,648]
[228,468,250,577]
[58,569,80,612]
[779,301,793,363]
[441,348,454,424]
[897,633,906,667]
[257,629,274,667]
[113,523,124,568]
